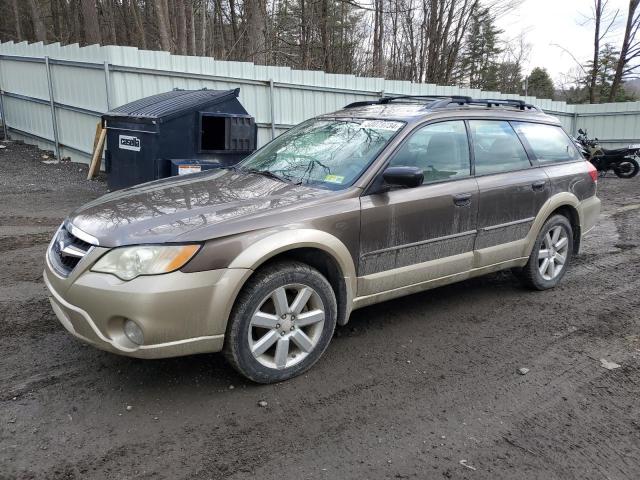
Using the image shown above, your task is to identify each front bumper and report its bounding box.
[44,251,251,359]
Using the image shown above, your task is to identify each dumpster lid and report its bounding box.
[105,88,240,121]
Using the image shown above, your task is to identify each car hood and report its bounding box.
[69,169,333,247]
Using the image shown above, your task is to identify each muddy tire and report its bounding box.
[515,215,574,291]
[223,260,337,383]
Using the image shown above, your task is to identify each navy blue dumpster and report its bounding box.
[102,88,256,190]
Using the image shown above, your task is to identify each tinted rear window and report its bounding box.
[513,122,580,163]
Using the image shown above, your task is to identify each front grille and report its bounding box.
[48,224,95,277]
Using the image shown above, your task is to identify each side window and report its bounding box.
[468,120,531,175]
[512,122,581,163]
[389,121,470,183]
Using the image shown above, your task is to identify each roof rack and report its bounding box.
[344,95,459,109]
[344,95,541,112]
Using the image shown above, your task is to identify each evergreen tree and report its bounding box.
[460,8,503,89]
[527,67,555,99]
[584,44,635,102]
[497,61,524,94]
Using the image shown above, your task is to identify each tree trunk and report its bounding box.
[187,2,196,55]
[130,0,147,49]
[372,0,384,77]
[228,0,240,57]
[321,0,332,72]
[104,0,118,44]
[176,0,188,54]
[51,0,61,41]
[80,0,102,45]
[590,0,602,104]
[156,0,173,52]
[609,0,639,101]
[11,0,23,41]
[120,0,133,45]
[300,0,308,69]
[27,0,47,42]
[244,0,267,63]
[216,0,227,58]
[200,0,208,56]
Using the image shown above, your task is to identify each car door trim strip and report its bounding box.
[480,217,535,232]
[361,229,478,258]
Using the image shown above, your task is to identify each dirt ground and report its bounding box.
[1,137,639,480]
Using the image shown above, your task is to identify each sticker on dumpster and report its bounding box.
[178,165,202,175]
[119,135,141,152]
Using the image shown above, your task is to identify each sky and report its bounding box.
[496,0,631,83]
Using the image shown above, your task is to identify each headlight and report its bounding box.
[92,244,201,281]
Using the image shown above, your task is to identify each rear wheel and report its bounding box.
[224,261,337,383]
[614,158,639,178]
[515,215,573,290]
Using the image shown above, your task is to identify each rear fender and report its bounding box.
[523,192,581,257]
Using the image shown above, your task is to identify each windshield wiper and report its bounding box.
[240,168,287,183]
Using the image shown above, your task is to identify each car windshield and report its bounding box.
[236,118,405,189]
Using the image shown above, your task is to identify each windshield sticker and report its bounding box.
[324,174,345,184]
[359,120,403,131]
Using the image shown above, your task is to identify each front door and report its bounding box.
[359,120,479,296]
[468,119,550,262]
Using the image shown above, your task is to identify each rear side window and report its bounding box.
[468,120,531,175]
[513,122,580,163]
[389,120,470,183]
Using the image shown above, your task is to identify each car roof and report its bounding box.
[322,98,561,126]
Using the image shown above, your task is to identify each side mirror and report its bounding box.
[578,128,585,135]
[382,166,424,188]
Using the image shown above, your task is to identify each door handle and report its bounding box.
[532,180,546,191]
[453,193,472,207]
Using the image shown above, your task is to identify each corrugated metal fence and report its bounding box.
[1,40,639,164]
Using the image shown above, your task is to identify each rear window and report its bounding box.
[513,122,580,163]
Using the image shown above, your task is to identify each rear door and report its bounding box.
[358,120,478,296]
[511,122,596,201]
[469,119,550,264]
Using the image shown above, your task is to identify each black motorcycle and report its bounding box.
[575,129,640,178]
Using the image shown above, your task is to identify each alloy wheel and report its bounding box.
[538,225,569,281]
[248,283,325,370]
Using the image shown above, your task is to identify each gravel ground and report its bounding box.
[1,138,640,480]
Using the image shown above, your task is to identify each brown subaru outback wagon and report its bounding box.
[44,96,601,383]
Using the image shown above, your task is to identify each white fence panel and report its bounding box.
[1,40,640,165]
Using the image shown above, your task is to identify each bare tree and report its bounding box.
[130,0,147,49]
[372,0,384,76]
[585,0,619,103]
[10,0,22,41]
[199,1,208,56]
[81,0,102,45]
[244,0,268,63]
[26,0,47,42]
[609,0,640,100]
[176,0,188,55]
[155,0,173,52]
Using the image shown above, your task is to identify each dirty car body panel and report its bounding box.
[44,100,601,363]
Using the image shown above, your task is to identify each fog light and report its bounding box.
[123,319,144,345]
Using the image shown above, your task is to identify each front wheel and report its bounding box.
[224,261,337,383]
[614,158,639,178]
[515,215,573,290]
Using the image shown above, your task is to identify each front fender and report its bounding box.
[227,229,357,316]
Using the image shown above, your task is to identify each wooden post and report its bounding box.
[87,120,106,180]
